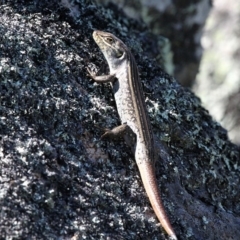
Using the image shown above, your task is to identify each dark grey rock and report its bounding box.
[0,1,239,240]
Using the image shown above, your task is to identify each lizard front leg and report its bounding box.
[87,67,116,83]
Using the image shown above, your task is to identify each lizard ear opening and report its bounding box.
[116,50,124,58]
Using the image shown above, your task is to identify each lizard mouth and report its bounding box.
[92,30,107,50]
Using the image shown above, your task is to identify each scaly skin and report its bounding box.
[87,30,178,240]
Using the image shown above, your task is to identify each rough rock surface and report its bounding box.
[0,1,239,240]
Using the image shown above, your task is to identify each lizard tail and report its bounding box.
[137,161,178,240]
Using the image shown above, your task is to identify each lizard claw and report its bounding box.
[86,67,96,77]
[93,124,111,139]
[101,129,112,139]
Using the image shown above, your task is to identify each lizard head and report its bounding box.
[92,30,128,72]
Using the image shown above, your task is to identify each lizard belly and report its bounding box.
[113,77,139,136]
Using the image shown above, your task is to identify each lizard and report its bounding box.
[87,30,178,240]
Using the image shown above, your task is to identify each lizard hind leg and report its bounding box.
[101,123,136,153]
[101,123,131,140]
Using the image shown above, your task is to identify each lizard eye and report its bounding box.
[105,37,114,43]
